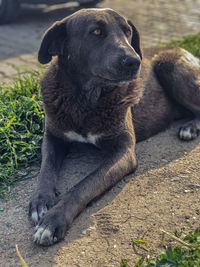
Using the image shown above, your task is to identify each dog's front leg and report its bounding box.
[29,131,68,224]
[33,132,137,246]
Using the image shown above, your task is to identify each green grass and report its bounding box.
[132,228,200,267]
[0,70,44,197]
[168,34,200,58]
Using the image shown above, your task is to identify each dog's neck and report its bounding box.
[57,58,143,112]
[41,59,144,135]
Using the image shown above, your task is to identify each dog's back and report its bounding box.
[133,47,200,141]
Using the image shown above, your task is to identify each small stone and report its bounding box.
[82,230,87,235]
[180,175,188,178]
[188,184,200,189]
[113,244,117,248]
[5,222,12,228]
[88,226,95,231]
[185,215,190,219]
[184,190,190,193]
[171,178,180,182]
[81,226,94,236]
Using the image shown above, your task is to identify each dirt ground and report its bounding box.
[0,0,200,267]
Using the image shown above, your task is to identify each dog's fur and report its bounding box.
[29,8,200,246]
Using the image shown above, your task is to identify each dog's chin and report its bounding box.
[94,70,140,85]
[95,74,139,85]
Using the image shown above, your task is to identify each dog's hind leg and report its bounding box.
[153,47,200,141]
[178,119,200,140]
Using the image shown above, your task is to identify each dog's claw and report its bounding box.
[31,211,39,224]
[29,191,57,224]
[32,208,69,246]
[33,227,54,246]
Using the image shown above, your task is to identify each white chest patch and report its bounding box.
[64,131,101,145]
[181,49,200,67]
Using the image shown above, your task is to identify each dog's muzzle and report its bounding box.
[121,55,141,77]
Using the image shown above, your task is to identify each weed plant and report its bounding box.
[0,70,44,197]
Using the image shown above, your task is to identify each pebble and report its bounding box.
[184,190,190,193]
[171,177,180,182]
[82,230,87,235]
[5,222,13,228]
[81,226,95,235]
[188,184,200,189]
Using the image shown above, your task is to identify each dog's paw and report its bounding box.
[29,190,58,224]
[33,208,70,246]
[179,121,200,141]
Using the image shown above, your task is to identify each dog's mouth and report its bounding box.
[96,71,140,84]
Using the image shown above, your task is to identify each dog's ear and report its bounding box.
[127,20,142,60]
[38,21,67,64]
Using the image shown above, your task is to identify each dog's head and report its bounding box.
[38,8,142,83]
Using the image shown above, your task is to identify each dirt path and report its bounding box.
[0,1,200,266]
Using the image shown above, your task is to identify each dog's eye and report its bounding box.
[126,29,131,36]
[123,28,131,37]
[91,28,102,36]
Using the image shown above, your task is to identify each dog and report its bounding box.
[29,8,200,246]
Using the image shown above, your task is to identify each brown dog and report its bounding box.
[29,8,200,246]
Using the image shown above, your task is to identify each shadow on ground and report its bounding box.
[18,3,80,25]
[0,3,88,60]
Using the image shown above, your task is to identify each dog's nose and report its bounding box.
[122,56,141,71]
